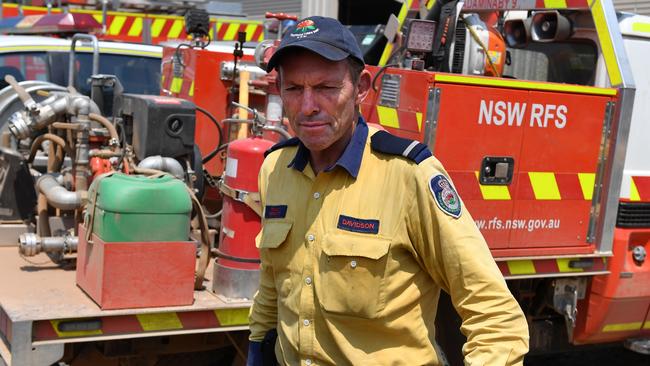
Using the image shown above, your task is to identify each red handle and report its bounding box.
[265,12,298,21]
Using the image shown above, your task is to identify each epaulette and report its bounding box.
[370,130,432,164]
[264,137,300,158]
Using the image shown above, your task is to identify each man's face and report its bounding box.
[278,51,365,156]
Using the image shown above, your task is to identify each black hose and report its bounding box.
[195,105,225,164]
[372,63,399,92]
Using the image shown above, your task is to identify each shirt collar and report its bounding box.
[288,116,368,178]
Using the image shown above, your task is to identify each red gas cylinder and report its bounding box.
[213,136,275,299]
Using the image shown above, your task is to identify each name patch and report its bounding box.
[337,215,380,234]
[264,205,287,219]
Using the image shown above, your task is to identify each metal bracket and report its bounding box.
[553,278,587,342]
[587,101,615,243]
[424,88,441,152]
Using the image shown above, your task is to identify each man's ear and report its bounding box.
[355,69,372,104]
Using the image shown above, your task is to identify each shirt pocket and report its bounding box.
[316,232,391,319]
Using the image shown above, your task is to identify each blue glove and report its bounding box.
[247,341,263,366]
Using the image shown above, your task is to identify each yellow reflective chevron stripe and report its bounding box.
[224,23,240,41]
[151,18,166,37]
[214,308,249,326]
[376,106,400,128]
[108,15,127,36]
[590,0,623,86]
[128,17,143,37]
[507,260,536,275]
[529,172,561,200]
[556,258,584,272]
[602,322,643,332]
[245,24,258,41]
[578,173,596,200]
[168,20,184,38]
[630,178,641,201]
[475,171,511,200]
[136,313,183,331]
[170,77,183,94]
[189,80,195,97]
[544,0,567,8]
[50,319,103,337]
[416,112,423,131]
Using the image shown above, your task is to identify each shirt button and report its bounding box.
[305,276,312,285]
[305,359,312,366]
[350,260,357,268]
[303,319,311,326]
[313,192,320,199]
[307,234,315,242]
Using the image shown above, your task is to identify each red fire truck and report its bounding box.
[159,0,650,359]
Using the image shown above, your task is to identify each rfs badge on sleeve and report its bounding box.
[429,174,462,219]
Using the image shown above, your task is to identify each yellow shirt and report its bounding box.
[249,121,529,365]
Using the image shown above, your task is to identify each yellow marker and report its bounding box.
[630,178,641,201]
[137,313,183,331]
[168,20,184,39]
[544,0,567,8]
[602,322,642,332]
[151,18,167,38]
[578,173,596,200]
[590,0,623,86]
[416,112,423,131]
[529,172,561,200]
[376,106,400,128]
[128,17,143,37]
[224,23,240,41]
[245,24,258,42]
[475,172,511,200]
[50,319,103,338]
[556,258,583,273]
[215,308,250,326]
[170,77,183,94]
[189,80,195,97]
[507,260,536,275]
[632,22,650,34]
[108,15,126,36]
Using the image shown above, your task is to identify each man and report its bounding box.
[248,16,529,366]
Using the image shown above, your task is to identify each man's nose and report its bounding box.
[300,88,319,116]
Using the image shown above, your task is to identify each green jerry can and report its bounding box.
[86,173,191,242]
[78,173,196,309]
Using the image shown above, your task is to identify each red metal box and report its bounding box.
[76,226,196,310]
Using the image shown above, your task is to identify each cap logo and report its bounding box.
[291,19,319,38]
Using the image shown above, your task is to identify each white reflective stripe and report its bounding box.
[402,141,419,157]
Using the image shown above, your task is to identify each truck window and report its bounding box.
[0,52,49,89]
[48,53,161,96]
[504,41,598,85]
[0,51,160,95]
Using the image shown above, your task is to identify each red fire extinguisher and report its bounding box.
[214,136,275,299]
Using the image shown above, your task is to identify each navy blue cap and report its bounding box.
[266,16,364,72]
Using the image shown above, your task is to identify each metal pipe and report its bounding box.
[88,112,119,146]
[263,125,292,140]
[136,156,184,179]
[36,174,86,210]
[28,133,74,164]
[19,233,78,256]
[68,34,100,88]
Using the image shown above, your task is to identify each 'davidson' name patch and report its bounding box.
[265,205,287,219]
[429,174,462,219]
[337,215,379,234]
